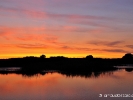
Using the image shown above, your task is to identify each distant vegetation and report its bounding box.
[0,53,133,68]
[0,53,132,77]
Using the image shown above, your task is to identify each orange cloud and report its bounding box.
[0,26,60,45]
[0,25,132,59]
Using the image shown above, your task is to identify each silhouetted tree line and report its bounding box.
[0,53,132,71]
[0,53,132,78]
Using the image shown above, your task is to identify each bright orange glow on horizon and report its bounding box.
[0,52,125,59]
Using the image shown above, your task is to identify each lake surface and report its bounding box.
[0,68,133,100]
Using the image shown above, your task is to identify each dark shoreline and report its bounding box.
[0,56,132,68]
[0,53,132,78]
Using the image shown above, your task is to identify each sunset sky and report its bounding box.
[0,0,133,58]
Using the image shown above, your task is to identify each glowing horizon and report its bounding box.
[0,0,133,59]
[0,53,125,59]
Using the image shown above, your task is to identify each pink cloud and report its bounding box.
[0,5,112,21]
[16,43,48,49]
[0,26,65,50]
[0,26,58,42]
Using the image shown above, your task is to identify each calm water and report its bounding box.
[0,68,133,100]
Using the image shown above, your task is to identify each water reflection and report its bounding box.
[0,67,116,78]
[1,66,133,79]
[0,67,21,71]
[114,65,133,72]
[58,70,114,78]
[0,69,133,100]
[125,68,133,72]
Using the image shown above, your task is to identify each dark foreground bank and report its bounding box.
[0,53,132,72]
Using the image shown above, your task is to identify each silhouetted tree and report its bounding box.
[122,53,133,60]
[86,55,93,59]
[40,54,46,59]
[125,68,133,72]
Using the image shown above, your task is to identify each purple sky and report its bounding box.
[0,0,133,58]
